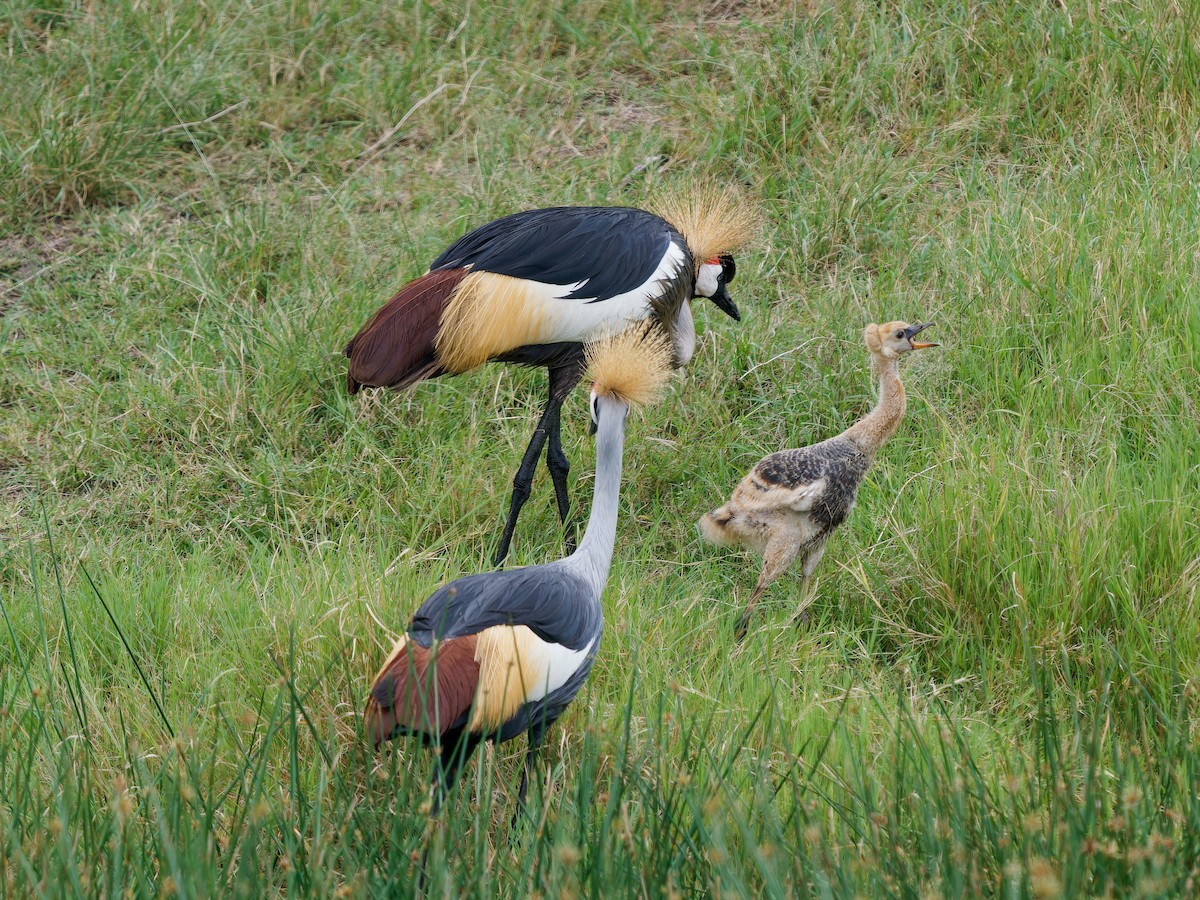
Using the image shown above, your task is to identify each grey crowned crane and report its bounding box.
[365,326,672,820]
[699,321,939,638]
[345,190,756,565]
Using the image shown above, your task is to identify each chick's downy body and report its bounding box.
[701,321,938,636]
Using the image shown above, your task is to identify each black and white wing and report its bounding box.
[347,206,698,390]
[369,563,601,743]
[401,563,602,741]
[423,206,697,368]
[409,564,600,653]
[431,206,690,303]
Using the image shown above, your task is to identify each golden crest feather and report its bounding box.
[650,185,761,269]
[585,325,674,408]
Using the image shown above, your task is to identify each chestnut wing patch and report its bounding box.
[366,635,480,745]
[344,268,467,392]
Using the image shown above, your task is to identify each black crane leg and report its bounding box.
[511,726,547,830]
[494,406,555,567]
[494,365,582,567]
[544,408,576,552]
[544,363,583,554]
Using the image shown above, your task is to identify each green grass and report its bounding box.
[2,0,1200,895]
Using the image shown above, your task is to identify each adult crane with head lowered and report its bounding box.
[700,321,939,637]
[365,326,672,818]
[345,191,756,564]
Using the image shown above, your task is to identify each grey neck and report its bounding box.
[565,396,627,592]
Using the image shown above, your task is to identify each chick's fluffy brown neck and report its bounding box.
[843,353,906,456]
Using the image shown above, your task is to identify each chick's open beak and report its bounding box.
[905,322,938,349]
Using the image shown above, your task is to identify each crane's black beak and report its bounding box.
[709,282,740,321]
[904,322,937,349]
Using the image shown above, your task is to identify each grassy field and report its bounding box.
[3,0,1200,895]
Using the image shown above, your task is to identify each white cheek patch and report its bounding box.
[696,263,721,298]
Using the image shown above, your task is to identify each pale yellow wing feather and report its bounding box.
[469,625,546,732]
[435,272,555,372]
[731,473,828,514]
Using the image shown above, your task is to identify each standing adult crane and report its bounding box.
[345,191,756,564]
[699,321,938,637]
[365,326,672,823]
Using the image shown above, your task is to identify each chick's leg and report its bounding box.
[791,537,829,627]
[735,535,802,639]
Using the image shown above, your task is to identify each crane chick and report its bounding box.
[365,325,673,821]
[700,321,939,638]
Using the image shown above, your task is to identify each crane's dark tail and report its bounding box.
[343,269,467,394]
